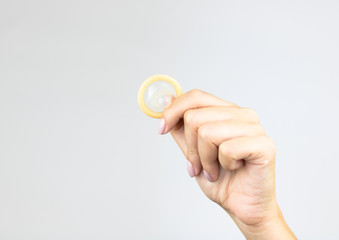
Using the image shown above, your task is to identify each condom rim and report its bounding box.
[138,74,183,119]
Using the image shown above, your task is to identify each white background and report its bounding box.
[1,0,339,239]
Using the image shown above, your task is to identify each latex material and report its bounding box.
[138,75,183,118]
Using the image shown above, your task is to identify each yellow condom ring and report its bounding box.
[138,74,183,118]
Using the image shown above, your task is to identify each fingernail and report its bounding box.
[186,161,195,178]
[158,118,166,134]
[203,170,213,182]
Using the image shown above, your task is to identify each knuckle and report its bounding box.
[256,124,266,135]
[260,136,277,157]
[220,155,236,170]
[198,125,211,141]
[241,107,260,122]
[186,147,199,162]
[219,144,235,169]
[184,110,200,130]
[219,142,231,157]
[219,156,232,170]
[184,109,196,125]
[188,88,203,97]
[186,146,197,156]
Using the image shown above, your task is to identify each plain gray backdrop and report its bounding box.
[1,0,339,239]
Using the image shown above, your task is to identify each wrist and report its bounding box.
[230,203,297,240]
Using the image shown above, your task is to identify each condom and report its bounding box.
[138,74,183,118]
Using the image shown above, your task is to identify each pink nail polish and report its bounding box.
[158,118,166,134]
[203,170,213,182]
[186,161,195,177]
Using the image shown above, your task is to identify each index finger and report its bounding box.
[162,89,237,134]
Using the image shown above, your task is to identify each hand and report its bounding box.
[159,89,296,240]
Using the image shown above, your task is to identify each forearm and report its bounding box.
[230,204,297,240]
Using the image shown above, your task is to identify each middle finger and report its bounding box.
[184,106,260,176]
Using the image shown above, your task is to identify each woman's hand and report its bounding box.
[159,89,296,240]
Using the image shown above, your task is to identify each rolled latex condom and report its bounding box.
[138,74,183,118]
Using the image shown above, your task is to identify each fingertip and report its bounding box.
[186,161,195,178]
[186,153,202,177]
[160,110,170,134]
[203,170,214,182]
[158,118,166,134]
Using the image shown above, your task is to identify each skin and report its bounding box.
[159,89,297,240]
